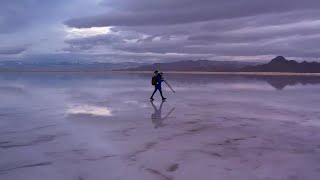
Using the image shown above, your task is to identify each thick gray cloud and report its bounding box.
[60,0,320,61]
[0,45,28,55]
[65,0,320,27]
[65,34,125,47]
[188,20,320,43]
[2,0,320,62]
[64,18,320,59]
[0,0,69,34]
[0,0,105,60]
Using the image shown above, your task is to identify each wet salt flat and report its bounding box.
[1,72,320,180]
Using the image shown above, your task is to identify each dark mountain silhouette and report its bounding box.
[242,56,320,73]
[125,56,320,73]
[126,60,258,72]
[1,56,320,73]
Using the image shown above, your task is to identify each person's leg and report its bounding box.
[159,88,166,100]
[150,88,158,99]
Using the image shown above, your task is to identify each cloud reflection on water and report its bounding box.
[66,104,112,117]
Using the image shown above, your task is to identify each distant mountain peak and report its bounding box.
[270,56,287,63]
[242,56,320,73]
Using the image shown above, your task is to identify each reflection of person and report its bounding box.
[150,100,175,128]
[150,71,166,101]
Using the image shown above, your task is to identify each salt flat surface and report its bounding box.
[0,73,320,180]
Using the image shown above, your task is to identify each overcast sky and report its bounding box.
[1,0,320,63]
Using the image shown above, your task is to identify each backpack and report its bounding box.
[151,76,157,85]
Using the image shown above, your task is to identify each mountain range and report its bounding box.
[126,56,320,73]
[125,60,258,72]
[0,56,319,73]
[242,56,320,73]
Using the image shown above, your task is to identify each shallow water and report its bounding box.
[0,72,320,180]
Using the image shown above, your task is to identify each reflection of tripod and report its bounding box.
[150,101,175,128]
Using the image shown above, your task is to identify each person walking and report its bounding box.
[150,71,166,101]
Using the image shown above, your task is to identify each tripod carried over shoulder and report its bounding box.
[162,77,175,93]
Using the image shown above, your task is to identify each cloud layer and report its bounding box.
[65,0,320,27]
[2,0,320,62]
[0,45,28,55]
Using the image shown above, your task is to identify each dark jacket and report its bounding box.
[155,74,163,88]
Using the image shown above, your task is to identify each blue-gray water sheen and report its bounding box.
[0,72,320,180]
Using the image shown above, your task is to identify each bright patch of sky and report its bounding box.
[64,26,112,39]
